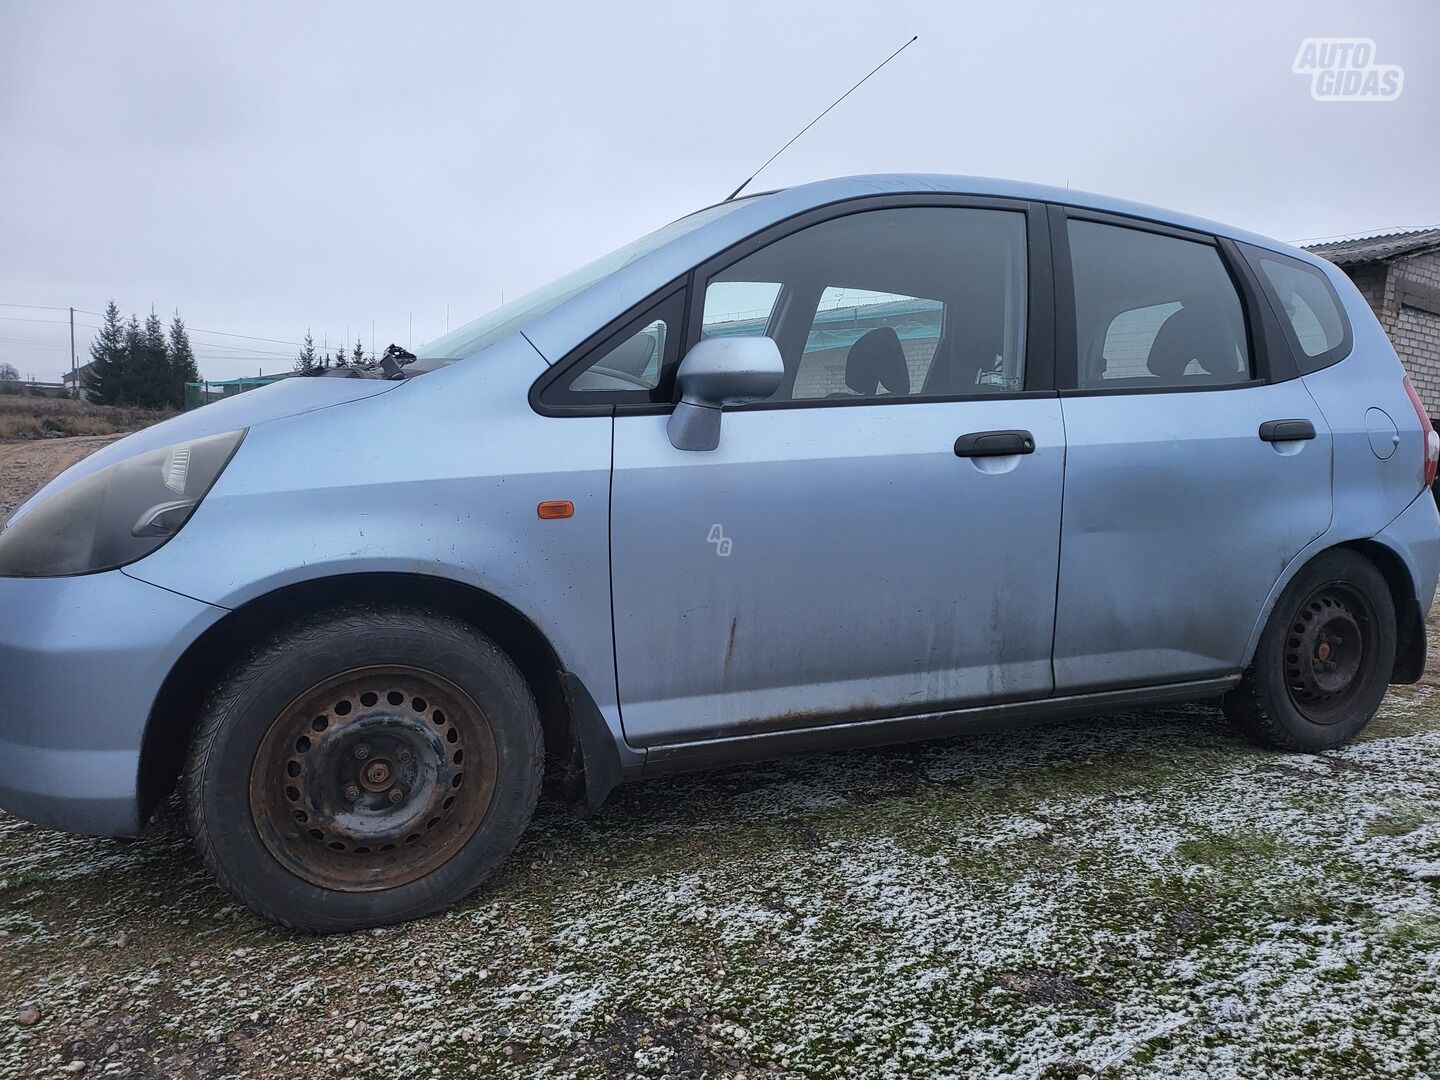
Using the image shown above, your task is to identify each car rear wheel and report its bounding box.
[1224,550,1395,752]
[184,606,542,931]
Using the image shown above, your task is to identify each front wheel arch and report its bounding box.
[139,573,588,826]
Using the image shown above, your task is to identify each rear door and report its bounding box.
[1050,208,1332,691]
[600,200,1066,747]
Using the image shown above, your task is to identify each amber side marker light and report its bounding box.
[537,500,574,520]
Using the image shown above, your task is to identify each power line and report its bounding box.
[1,305,316,349]
[187,326,312,348]
[0,336,74,348]
[1286,223,1440,245]
[0,314,98,327]
[182,339,297,358]
[0,315,298,355]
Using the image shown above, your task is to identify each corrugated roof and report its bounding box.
[1304,227,1440,266]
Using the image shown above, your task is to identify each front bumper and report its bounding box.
[0,569,225,835]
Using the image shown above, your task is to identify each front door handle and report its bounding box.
[1259,419,1317,442]
[954,429,1036,457]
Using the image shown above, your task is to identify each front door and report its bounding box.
[605,202,1067,746]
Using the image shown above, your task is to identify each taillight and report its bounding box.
[1402,375,1439,489]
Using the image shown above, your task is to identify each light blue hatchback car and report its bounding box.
[2,175,1438,929]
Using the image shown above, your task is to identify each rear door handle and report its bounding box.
[954,429,1036,457]
[1259,419,1317,442]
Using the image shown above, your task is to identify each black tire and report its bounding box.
[184,605,542,931]
[1224,550,1396,752]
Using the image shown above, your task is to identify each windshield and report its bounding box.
[416,199,760,363]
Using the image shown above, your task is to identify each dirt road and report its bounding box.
[0,436,120,526]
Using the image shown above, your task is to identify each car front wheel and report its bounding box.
[185,605,542,931]
[1224,549,1396,752]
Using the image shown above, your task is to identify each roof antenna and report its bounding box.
[725,34,918,202]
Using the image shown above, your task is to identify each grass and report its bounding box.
[1366,803,1434,838]
[2,695,1440,1078]
[0,395,174,439]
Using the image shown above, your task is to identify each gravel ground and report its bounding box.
[1,440,1438,1079]
[0,436,119,525]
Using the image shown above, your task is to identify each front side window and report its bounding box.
[701,207,1028,403]
[1069,219,1252,390]
[701,281,782,339]
[791,289,946,400]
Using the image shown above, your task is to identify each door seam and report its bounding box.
[1048,399,1068,697]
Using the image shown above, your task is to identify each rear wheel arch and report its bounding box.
[139,573,591,825]
[1226,546,1396,751]
[1340,539,1426,683]
[1245,540,1422,686]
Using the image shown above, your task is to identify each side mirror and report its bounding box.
[666,336,783,451]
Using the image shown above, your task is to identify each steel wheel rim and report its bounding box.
[1283,581,1377,725]
[249,665,498,892]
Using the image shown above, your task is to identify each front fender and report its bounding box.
[123,343,622,727]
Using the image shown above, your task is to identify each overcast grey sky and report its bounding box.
[1,0,1436,382]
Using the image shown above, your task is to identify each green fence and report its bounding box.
[184,376,289,410]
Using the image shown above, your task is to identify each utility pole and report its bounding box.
[69,306,77,398]
[408,311,412,349]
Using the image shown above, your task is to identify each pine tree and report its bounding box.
[116,314,142,405]
[83,301,129,405]
[351,336,367,368]
[168,312,200,407]
[294,330,320,376]
[125,308,172,408]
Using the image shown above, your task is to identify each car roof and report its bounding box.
[520,173,1318,364]
[695,173,1303,259]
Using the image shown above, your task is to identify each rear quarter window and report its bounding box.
[1247,248,1352,373]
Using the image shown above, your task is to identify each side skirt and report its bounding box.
[633,676,1241,778]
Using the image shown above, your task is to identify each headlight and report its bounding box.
[0,429,245,577]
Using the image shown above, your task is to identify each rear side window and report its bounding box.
[1252,251,1350,371]
[1068,220,1252,390]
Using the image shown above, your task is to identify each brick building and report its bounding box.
[1306,228,1440,416]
